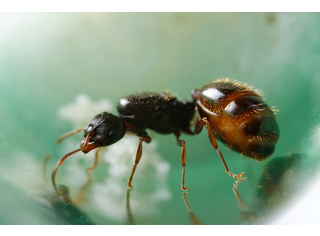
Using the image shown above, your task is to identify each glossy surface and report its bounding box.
[194,80,279,160]
[117,92,195,135]
[81,112,126,153]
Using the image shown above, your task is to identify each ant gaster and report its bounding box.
[192,79,279,179]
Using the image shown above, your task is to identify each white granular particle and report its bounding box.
[58,94,113,128]
[57,94,172,223]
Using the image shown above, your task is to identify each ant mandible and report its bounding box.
[52,79,280,193]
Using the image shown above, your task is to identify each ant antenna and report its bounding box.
[52,131,91,195]
[56,127,84,145]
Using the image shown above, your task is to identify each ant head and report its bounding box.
[80,112,126,153]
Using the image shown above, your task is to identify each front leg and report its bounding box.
[127,135,152,189]
[174,130,189,191]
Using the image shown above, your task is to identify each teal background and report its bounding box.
[0,12,320,224]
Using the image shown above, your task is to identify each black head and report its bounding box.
[80,112,126,153]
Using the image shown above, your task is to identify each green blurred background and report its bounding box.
[0,12,320,224]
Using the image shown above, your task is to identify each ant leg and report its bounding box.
[233,176,246,189]
[87,147,103,171]
[181,127,194,135]
[73,171,92,204]
[74,148,107,204]
[127,135,152,189]
[73,147,105,202]
[73,147,106,204]
[194,117,244,179]
[232,184,256,220]
[126,188,134,224]
[182,192,203,225]
[180,140,188,191]
[174,131,189,191]
[174,129,181,144]
[56,127,83,144]
[232,187,246,211]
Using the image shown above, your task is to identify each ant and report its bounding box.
[52,92,196,192]
[52,79,279,193]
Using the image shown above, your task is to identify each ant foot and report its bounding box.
[229,171,245,179]
[233,176,247,189]
[182,192,189,197]
[236,172,245,178]
[127,184,134,190]
[181,185,189,191]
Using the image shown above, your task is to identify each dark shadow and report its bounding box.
[37,184,95,225]
[233,153,311,224]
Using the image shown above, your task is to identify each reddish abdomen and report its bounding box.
[196,80,279,161]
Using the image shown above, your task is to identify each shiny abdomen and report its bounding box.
[195,79,279,160]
